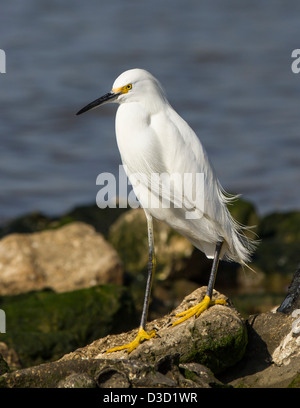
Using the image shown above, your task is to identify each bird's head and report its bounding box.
[76,68,166,115]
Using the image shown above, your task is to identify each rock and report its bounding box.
[215,264,300,387]
[272,309,300,366]
[0,222,123,295]
[2,285,299,388]
[0,287,244,387]
[57,373,97,388]
[63,287,247,375]
[0,359,101,388]
[0,284,137,368]
[0,355,222,388]
[0,205,128,239]
[94,356,224,388]
[178,362,223,388]
[62,204,128,237]
[254,211,300,280]
[0,353,9,375]
[0,342,21,371]
[0,212,54,238]
[108,208,194,280]
[219,310,300,388]
[95,358,178,388]
[277,264,300,313]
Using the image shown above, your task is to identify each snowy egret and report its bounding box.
[76,68,255,353]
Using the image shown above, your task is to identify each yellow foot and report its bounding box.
[172,295,227,327]
[105,327,157,354]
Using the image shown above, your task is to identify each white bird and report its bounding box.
[76,68,255,353]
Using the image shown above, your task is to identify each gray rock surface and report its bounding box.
[219,309,300,387]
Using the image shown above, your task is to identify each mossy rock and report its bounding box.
[62,204,128,237]
[52,288,248,377]
[184,316,248,374]
[0,212,53,238]
[99,288,249,375]
[253,211,300,277]
[0,205,128,239]
[0,354,9,375]
[107,208,193,279]
[0,285,137,368]
[288,373,300,388]
[227,197,260,236]
[258,211,300,241]
[108,209,150,275]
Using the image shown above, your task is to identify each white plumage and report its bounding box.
[113,69,254,264]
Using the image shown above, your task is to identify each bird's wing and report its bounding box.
[116,100,230,228]
[118,102,252,263]
[150,105,224,216]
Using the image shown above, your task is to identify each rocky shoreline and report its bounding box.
[0,199,299,388]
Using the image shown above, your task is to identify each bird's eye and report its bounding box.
[126,84,132,90]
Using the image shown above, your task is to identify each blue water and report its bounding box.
[0,0,300,224]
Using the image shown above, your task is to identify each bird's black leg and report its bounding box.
[206,241,223,298]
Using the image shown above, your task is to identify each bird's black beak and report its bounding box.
[76,91,119,115]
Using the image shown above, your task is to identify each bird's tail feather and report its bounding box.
[218,187,258,266]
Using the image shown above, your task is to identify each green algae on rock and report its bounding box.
[0,284,137,368]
